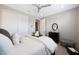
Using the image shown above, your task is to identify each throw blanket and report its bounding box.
[38,36,57,53]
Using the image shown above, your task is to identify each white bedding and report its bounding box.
[38,36,57,53]
[0,34,13,55]
[8,37,49,55]
[0,33,57,55]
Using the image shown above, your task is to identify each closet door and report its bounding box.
[1,9,29,35]
[18,14,28,35]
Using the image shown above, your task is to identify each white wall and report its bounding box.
[0,6,33,35]
[76,7,79,48]
[45,8,77,42]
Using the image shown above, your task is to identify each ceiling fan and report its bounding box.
[32,4,51,13]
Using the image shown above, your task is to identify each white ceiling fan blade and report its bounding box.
[32,4,39,8]
[41,4,51,8]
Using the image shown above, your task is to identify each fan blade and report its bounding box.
[41,4,51,8]
[32,4,39,7]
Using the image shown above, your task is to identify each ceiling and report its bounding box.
[2,4,79,18]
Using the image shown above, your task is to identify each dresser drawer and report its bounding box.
[49,32,59,44]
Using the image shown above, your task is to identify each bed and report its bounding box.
[0,29,57,55]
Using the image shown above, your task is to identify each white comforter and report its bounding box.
[0,34,57,55]
[38,36,57,53]
[8,37,48,55]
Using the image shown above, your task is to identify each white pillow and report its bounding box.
[12,33,21,45]
[0,34,13,55]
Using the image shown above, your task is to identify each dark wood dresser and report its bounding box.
[48,32,59,44]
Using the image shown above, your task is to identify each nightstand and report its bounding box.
[48,32,59,44]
